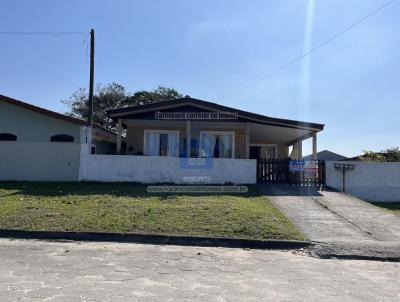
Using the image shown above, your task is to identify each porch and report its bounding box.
[114,119,320,161]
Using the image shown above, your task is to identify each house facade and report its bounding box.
[0,95,120,181]
[108,96,324,161]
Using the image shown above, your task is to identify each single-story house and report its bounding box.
[0,95,122,181]
[108,96,324,161]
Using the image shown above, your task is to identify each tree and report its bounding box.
[63,83,182,130]
[123,86,183,107]
[357,147,400,162]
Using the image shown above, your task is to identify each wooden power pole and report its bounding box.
[88,29,95,127]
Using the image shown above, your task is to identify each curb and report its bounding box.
[0,229,311,250]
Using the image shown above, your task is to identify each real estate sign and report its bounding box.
[289,160,305,172]
[304,160,319,179]
[289,160,318,179]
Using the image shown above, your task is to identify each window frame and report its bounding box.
[143,129,180,157]
[199,131,235,159]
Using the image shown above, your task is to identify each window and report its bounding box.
[50,134,74,142]
[199,131,234,158]
[143,130,179,157]
[0,133,17,141]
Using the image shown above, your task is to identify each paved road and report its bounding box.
[263,185,400,259]
[0,239,399,301]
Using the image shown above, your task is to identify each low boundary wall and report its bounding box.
[326,161,400,202]
[79,154,257,184]
[0,142,81,181]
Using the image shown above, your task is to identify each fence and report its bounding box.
[257,159,326,185]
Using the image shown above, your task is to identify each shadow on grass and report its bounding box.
[370,202,400,215]
[0,181,265,198]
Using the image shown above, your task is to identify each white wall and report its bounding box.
[0,142,82,181]
[79,155,257,184]
[326,161,400,202]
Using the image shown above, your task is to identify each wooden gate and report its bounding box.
[257,159,325,185]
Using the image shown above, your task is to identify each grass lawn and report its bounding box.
[0,182,304,240]
[371,202,400,217]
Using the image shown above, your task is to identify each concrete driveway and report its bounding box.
[1,239,400,301]
[262,185,400,259]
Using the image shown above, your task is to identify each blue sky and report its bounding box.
[1,0,399,156]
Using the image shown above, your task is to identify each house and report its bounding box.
[303,150,347,161]
[0,95,122,181]
[77,96,324,184]
[108,96,324,161]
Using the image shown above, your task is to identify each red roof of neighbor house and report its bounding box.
[0,94,89,126]
[0,94,125,138]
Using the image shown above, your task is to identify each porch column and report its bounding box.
[116,118,122,155]
[312,132,317,160]
[186,120,191,158]
[297,138,303,159]
[245,122,250,159]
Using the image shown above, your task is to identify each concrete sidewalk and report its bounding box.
[262,185,400,260]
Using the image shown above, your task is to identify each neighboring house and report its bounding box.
[303,150,348,161]
[108,96,324,160]
[0,95,122,181]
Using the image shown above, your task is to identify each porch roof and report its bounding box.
[107,97,324,132]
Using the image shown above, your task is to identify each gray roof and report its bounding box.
[303,150,348,161]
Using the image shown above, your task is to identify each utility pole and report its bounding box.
[88,28,95,127]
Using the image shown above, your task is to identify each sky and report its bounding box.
[0,0,399,157]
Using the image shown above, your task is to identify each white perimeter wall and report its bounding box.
[79,154,257,184]
[326,161,400,202]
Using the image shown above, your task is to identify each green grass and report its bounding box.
[0,182,305,240]
[371,202,400,216]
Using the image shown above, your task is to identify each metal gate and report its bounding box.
[257,159,326,185]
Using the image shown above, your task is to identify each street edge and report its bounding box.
[0,229,312,250]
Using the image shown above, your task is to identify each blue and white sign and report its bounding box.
[289,160,305,172]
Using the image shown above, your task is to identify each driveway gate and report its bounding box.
[257,159,326,185]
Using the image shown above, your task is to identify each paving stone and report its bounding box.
[0,239,399,301]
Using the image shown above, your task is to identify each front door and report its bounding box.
[249,145,276,159]
[249,146,260,159]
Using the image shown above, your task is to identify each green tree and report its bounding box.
[62,83,182,130]
[357,147,400,162]
[124,86,183,106]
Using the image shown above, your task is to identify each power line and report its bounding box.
[0,31,85,36]
[233,0,397,93]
